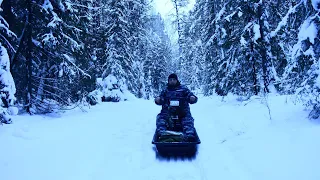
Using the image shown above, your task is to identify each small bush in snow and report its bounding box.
[87,90,103,105]
[87,74,128,105]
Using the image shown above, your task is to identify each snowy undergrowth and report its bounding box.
[195,93,315,145]
[1,93,320,180]
[194,93,320,180]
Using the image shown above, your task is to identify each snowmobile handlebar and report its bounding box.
[164,96,189,101]
[155,96,191,106]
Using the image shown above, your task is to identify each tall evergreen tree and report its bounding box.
[144,14,172,97]
[0,1,17,123]
[102,0,134,93]
[281,1,320,118]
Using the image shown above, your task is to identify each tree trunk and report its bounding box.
[172,0,183,75]
[257,2,270,93]
[251,41,258,95]
[26,0,33,114]
[172,0,182,48]
[11,16,28,72]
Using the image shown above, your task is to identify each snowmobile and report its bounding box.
[152,97,201,157]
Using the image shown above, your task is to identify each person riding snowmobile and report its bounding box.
[154,73,198,141]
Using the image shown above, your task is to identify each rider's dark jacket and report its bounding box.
[155,82,198,117]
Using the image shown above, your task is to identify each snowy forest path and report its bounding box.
[2,96,320,180]
[0,98,252,180]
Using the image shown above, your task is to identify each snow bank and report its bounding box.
[253,23,261,41]
[312,0,320,10]
[298,19,317,44]
[193,93,320,180]
[270,2,302,37]
[42,0,53,11]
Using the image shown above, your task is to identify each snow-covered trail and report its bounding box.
[0,98,249,180]
[1,95,320,180]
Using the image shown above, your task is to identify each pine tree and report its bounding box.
[144,14,171,96]
[102,0,134,93]
[281,1,320,118]
[180,10,204,91]
[1,0,95,113]
[197,0,223,95]
[192,0,275,97]
[170,0,190,82]
[0,1,17,123]
[127,0,149,97]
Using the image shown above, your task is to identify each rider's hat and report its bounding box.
[168,73,178,81]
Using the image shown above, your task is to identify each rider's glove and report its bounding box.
[189,96,197,104]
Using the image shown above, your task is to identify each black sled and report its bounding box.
[152,97,201,157]
[152,129,201,157]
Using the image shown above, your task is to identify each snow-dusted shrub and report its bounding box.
[0,44,17,124]
[87,74,128,104]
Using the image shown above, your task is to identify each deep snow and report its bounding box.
[1,94,320,180]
